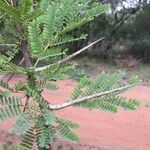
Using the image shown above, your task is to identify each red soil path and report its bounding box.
[0,76,150,150]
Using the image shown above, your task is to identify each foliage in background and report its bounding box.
[72,1,150,62]
[0,0,140,150]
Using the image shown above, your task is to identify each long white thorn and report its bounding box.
[49,83,136,110]
[35,37,105,72]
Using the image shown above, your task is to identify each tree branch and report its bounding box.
[20,40,32,67]
[35,37,105,72]
[23,95,30,112]
[49,83,136,110]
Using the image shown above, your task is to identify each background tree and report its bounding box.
[72,0,150,61]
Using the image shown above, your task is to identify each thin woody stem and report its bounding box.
[48,83,137,110]
[20,40,32,67]
[7,74,15,82]
[23,95,30,112]
[20,36,32,112]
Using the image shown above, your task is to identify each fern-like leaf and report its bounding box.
[71,71,140,112]
[13,81,25,92]
[5,47,19,62]
[0,80,13,91]
[22,10,42,22]
[36,126,56,149]
[0,105,21,120]
[58,118,80,129]
[50,34,88,47]
[37,79,58,91]
[26,87,48,108]
[71,76,92,100]
[11,114,33,135]
[19,0,32,15]
[21,127,35,149]
[57,125,80,142]
[0,0,21,22]
[0,95,22,105]
[40,63,75,80]
[11,144,30,150]
[28,20,43,55]
[76,95,139,113]
[42,110,56,125]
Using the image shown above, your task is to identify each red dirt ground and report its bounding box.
[0,76,150,150]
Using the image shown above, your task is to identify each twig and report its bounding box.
[7,74,15,82]
[49,83,136,110]
[35,37,105,72]
[23,95,30,112]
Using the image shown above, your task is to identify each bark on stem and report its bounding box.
[20,39,32,112]
[23,96,30,112]
[20,40,32,67]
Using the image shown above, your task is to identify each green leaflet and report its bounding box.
[36,126,56,149]
[105,95,140,110]
[18,0,32,15]
[42,110,56,125]
[22,10,42,22]
[3,144,30,150]
[129,75,140,84]
[28,19,43,55]
[71,76,92,100]
[86,4,110,18]
[12,144,30,150]
[37,79,58,91]
[5,46,19,62]
[40,0,50,11]
[70,69,89,81]
[2,144,8,150]
[58,118,80,129]
[77,96,140,113]
[0,80,13,91]
[71,71,140,112]
[57,125,80,142]
[21,127,35,149]
[0,0,41,24]
[11,114,33,135]
[77,96,118,113]
[0,95,22,105]
[0,0,21,22]
[0,105,22,121]
[0,54,26,74]
[26,87,49,108]
[13,81,25,92]
[36,48,68,61]
[40,63,75,80]
[50,34,88,47]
